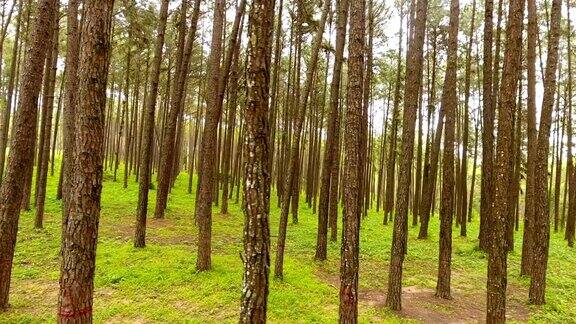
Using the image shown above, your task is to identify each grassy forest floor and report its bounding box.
[3,163,576,323]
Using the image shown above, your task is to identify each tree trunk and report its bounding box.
[316,0,349,261]
[529,0,561,305]
[0,0,58,311]
[522,0,539,276]
[35,13,60,228]
[487,0,524,320]
[385,0,428,311]
[436,0,458,300]
[195,0,225,271]
[0,0,22,181]
[479,0,496,253]
[57,2,114,321]
[134,0,170,248]
[239,0,274,320]
[274,0,331,279]
[339,0,364,321]
[383,6,404,226]
[220,0,247,215]
[156,0,201,218]
[62,0,81,231]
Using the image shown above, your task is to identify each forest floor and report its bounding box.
[2,164,576,323]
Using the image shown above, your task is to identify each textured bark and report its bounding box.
[0,0,57,311]
[122,47,133,189]
[418,101,444,239]
[417,30,439,239]
[35,14,60,228]
[359,0,374,218]
[220,39,242,215]
[274,0,330,279]
[113,61,127,183]
[239,0,274,320]
[51,69,65,177]
[154,0,202,218]
[62,0,81,232]
[467,120,480,222]
[316,0,349,261]
[487,0,524,321]
[134,0,170,248]
[329,98,343,242]
[529,0,561,305]
[57,2,114,321]
[564,0,576,247]
[195,0,225,271]
[479,0,495,253]
[386,0,428,311]
[339,0,364,321]
[553,99,565,233]
[219,0,247,215]
[383,7,404,225]
[522,0,538,276]
[0,0,21,181]
[458,0,476,237]
[436,0,458,300]
[154,0,190,218]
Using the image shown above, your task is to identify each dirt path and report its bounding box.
[317,270,530,323]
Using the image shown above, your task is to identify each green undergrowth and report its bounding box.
[1,161,575,323]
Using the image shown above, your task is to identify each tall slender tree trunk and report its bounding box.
[57,2,114,321]
[383,7,404,225]
[0,0,58,311]
[156,0,201,218]
[316,0,349,261]
[219,0,247,215]
[480,0,495,253]
[385,0,428,311]
[239,0,275,320]
[436,0,459,300]
[0,0,22,181]
[195,0,226,271]
[564,0,575,247]
[487,0,524,320]
[522,0,539,276]
[35,13,60,228]
[134,0,170,248]
[459,0,476,237]
[529,0,561,305]
[339,0,364,321]
[62,0,81,231]
[274,0,330,279]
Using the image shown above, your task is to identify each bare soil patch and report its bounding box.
[317,269,530,323]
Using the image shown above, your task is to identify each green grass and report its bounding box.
[2,162,575,323]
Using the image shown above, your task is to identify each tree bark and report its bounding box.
[316,0,349,261]
[156,0,201,218]
[0,0,22,181]
[339,0,364,321]
[239,0,274,320]
[0,0,58,311]
[529,0,561,305]
[487,0,524,320]
[385,0,428,311]
[195,0,225,271]
[57,2,114,321]
[62,0,81,233]
[134,0,170,248]
[522,0,539,276]
[274,0,331,279]
[35,13,60,228]
[436,0,458,300]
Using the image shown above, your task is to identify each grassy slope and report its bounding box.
[2,164,575,323]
